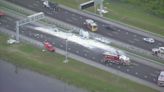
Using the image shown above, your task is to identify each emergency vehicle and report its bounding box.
[44,41,55,52]
[84,19,98,32]
[102,52,131,65]
[157,71,164,86]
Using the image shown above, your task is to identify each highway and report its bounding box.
[6,0,164,52]
[0,14,161,85]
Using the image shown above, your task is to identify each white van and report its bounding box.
[157,71,164,86]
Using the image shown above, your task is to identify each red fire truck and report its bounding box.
[102,52,131,65]
[44,41,55,52]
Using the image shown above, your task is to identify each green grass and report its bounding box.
[51,0,164,36]
[0,34,159,92]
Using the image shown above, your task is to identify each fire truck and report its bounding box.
[157,71,164,86]
[102,52,131,65]
[84,19,98,32]
[44,41,55,52]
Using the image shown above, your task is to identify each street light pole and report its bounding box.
[16,21,20,42]
[64,38,68,63]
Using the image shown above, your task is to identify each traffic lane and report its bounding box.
[0,15,161,84]
[98,23,164,51]
[0,15,16,29]
[0,14,160,52]
[7,0,164,51]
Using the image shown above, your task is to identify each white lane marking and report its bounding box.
[112,31,119,35]
[135,72,138,75]
[76,51,79,53]
[150,73,158,77]
[71,17,78,21]
[68,48,71,50]
[65,11,68,14]
[107,33,113,36]
[126,32,128,35]
[133,38,140,41]
[66,19,72,22]
[128,40,134,43]
[92,57,95,60]
[52,42,55,45]
[117,66,121,69]
[144,75,148,78]
[60,45,63,47]
[117,29,121,32]
[153,78,156,82]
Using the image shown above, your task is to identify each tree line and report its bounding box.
[114,0,164,17]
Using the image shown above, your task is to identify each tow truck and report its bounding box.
[84,19,98,32]
[44,41,55,52]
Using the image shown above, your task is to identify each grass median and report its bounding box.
[0,34,158,92]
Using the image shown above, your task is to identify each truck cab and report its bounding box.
[157,71,164,86]
[84,19,98,32]
[44,41,55,52]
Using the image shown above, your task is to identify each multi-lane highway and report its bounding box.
[0,14,161,85]
[6,0,164,52]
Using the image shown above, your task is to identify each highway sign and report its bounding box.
[80,0,94,10]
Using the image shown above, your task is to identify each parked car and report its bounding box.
[143,37,155,43]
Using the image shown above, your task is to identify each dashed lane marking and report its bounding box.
[60,45,63,47]
[134,38,140,41]
[76,51,79,53]
[144,75,148,78]
[117,66,121,69]
[153,78,156,82]
[92,57,95,60]
[135,72,138,75]
[126,32,128,35]
[68,48,71,50]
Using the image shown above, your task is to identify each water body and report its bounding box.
[0,60,87,92]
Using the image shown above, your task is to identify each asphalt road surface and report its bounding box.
[6,0,164,52]
[0,60,87,92]
[0,14,161,85]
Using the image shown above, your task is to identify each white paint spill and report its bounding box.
[32,26,126,56]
